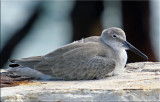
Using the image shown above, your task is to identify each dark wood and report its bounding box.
[0,72,34,88]
[122,1,156,62]
[71,1,104,41]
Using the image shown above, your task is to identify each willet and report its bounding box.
[9,27,148,80]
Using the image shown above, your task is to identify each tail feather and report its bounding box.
[9,64,20,67]
[9,56,42,68]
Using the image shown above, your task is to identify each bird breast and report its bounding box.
[108,49,127,76]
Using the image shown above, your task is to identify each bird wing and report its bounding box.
[44,36,100,58]
[35,42,116,80]
[9,36,99,68]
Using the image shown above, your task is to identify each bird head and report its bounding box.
[100,27,148,60]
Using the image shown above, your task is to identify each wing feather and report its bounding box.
[35,42,115,80]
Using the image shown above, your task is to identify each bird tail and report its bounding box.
[9,56,42,69]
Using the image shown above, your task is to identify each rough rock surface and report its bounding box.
[1,62,160,101]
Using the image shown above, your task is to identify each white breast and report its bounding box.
[108,49,127,76]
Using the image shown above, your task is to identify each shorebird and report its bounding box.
[9,27,148,80]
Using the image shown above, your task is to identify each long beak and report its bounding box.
[123,41,148,60]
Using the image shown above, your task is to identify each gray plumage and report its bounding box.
[9,27,148,80]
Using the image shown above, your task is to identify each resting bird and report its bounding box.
[9,27,148,80]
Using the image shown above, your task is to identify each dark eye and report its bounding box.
[112,34,117,38]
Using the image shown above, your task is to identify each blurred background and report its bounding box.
[1,0,160,68]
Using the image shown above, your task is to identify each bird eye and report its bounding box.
[112,34,117,38]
